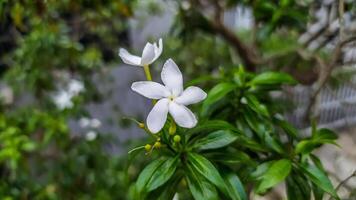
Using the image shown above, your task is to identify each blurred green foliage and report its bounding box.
[1,0,135,94]
[0,0,145,199]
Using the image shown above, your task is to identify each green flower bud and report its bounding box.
[144,144,152,151]
[154,141,161,148]
[173,135,181,143]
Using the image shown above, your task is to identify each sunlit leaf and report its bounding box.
[249,72,297,86]
[256,159,292,194]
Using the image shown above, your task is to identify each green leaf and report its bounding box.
[312,183,324,200]
[298,164,339,199]
[205,150,253,165]
[249,72,297,86]
[243,94,269,117]
[201,82,236,116]
[136,156,179,193]
[233,65,246,87]
[274,116,298,138]
[148,174,182,200]
[186,165,219,200]
[186,75,215,87]
[286,174,311,200]
[243,108,268,137]
[314,128,338,141]
[193,130,238,150]
[185,120,235,137]
[295,140,320,155]
[250,161,274,180]
[187,153,228,195]
[309,155,326,200]
[136,158,166,193]
[256,159,292,194]
[243,108,284,154]
[295,128,338,155]
[235,135,269,152]
[146,156,179,191]
[223,172,248,200]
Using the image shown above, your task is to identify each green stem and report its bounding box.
[143,64,152,81]
[143,64,157,104]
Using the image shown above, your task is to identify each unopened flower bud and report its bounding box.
[173,135,181,143]
[169,123,176,135]
[138,123,145,129]
[144,144,152,151]
[154,141,161,148]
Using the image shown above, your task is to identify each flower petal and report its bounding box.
[141,42,156,65]
[175,86,207,105]
[169,102,197,128]
[119,48,141,66]
[131,81,170,99]
[147,98,169,133]
[153,38,163,61]
[161,59,183,96]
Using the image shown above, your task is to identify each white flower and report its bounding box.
[119,38,163,66]
[0,85,13,105]
[51,79,84,110]
[68,79,84,96]
[79,117,101,128]
[131,59,207,133]
[173,193,179,200]
[79,117,91,128]
[85,131,97,141]
[91,118,102,128]
[52,90,74,110]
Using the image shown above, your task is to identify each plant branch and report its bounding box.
[328,170,356,200]
[193,0,262,71]
[210,20,262,71]
[303,15,355,121]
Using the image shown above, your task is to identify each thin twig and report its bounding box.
[190,0,262,71]
[328,170,356,200]
[304,34,356,121]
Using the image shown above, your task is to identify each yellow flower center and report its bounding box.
[168,95,175,101]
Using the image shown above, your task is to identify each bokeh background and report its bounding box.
[0,0,355,199]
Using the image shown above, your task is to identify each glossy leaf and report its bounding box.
[185,120,235,137]
[187,153,228,195]
[205,150,253,165]
[298,164,339,199]
[186,165,219,200]
[146,156,179,191]
[243,108,284,154]
[193,130,238,150]
[249,72,297,86]
[136,158,166,193]
[256,159,292,194]
[250,161,274,180]
[243,94,269,117]
[286,174,311,200]
[235,135,269,152]
[223,172,248,200]
[295,128,338,155]
[274,116,298,138]
[136,156,178,193]
[201,82,236,116]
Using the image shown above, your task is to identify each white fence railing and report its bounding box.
[284,80,356,130]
